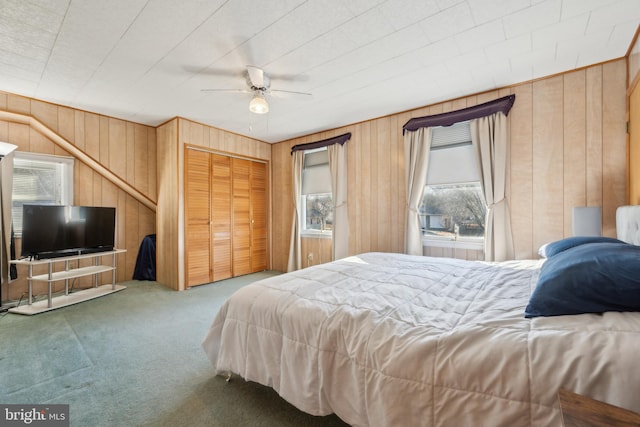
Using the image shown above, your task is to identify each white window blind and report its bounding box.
[427,121,480,185]
[12,152,74,234]
[430,120,472,147]
[302,148,330,195]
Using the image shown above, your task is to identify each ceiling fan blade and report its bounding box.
[183,65,244,78]
[246,66,264,88]
[269,89,312,98]
[268,72,310,82]
[201,89,251,94]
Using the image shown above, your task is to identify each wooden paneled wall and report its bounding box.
[631,86,640,204]
[301,237,332,268]
[0,58,630,290]
[271,59,628,271]
[156,117,271,290]
[629,29,640,205]
[423,246,485,261]
[629,29,640,89]
[0,91,157,300]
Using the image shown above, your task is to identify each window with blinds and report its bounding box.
[421,121,486,242]
[427,120,479,185]
[12,152,74,235]
[301,148,333,234]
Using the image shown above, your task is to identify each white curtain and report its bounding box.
[328,143,348,260]
[404,127,432,255]
[287,150,304,272]
[1,150,16,300]
[470,112,514,261]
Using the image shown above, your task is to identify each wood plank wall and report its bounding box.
[631,87,640,204]
[0,58,630,290]
[629,30,640,89]
[271,59,628,271]
[155,117,271,290]
[629,31,640,205]
[0,91,156,301]
[156,119,180,292]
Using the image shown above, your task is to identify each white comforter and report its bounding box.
[202,252,640,426]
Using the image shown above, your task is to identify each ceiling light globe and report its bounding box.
[249,95,269,114]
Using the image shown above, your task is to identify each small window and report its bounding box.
[421,183,485,240]
[303,193,333,232]
[421,121,486,242]
[12,152,74,235]
[301,148,333,235]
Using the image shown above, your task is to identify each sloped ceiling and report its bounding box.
[1,0,639,143]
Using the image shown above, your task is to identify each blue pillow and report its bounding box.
[537,236,625,258]
[525,242,640,318]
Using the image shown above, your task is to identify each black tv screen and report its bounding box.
[21,205,116,259]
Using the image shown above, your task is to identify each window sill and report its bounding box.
[301,231,333,239]
[422,238,483,250]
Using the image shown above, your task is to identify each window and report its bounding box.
[422,183,485,240]
[420,121,486,243]
[303,193,333,231]
[12,152,74,235]
[301,148,333,235]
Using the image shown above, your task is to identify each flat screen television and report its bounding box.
[21,205,116,259]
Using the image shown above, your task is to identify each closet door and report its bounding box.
[232,158,252,276]
[211,154,232,281]
[186,150,268,284]
[250,161,268,272]
[185,149,212,286]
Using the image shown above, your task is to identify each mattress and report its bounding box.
[202,252,640,426]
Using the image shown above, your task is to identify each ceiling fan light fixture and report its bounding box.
[249,93,269,114]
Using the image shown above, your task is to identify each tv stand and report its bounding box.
[9,249,126,315]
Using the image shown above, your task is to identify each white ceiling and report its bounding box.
[1,0,639,143]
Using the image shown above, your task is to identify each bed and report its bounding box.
[202,206,640,426]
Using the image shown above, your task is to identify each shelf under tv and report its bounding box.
[30,246,116,260]
[9,249,126,315]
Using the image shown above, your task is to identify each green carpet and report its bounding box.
[0,273,348,426]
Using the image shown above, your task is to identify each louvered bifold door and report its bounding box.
[186,150,268,284]
[211,154,232,281]
[232,158,252,276]
[185,148,212,286]
[250,161,268,272]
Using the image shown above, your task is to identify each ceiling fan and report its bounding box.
[201,65,311,114]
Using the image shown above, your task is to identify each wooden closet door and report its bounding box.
[185,149,212,286]
[211,154,232,281]
[250,161,268,272]
[232,158,252,276]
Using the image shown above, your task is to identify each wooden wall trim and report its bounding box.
[628,25,640,92]
[625,24,640,59]
[0,108,157,212]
